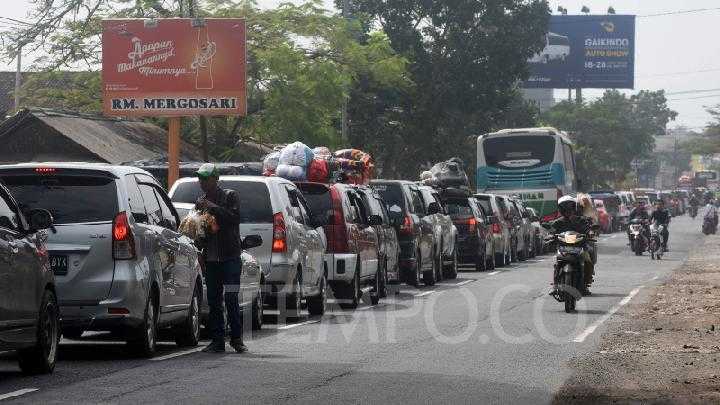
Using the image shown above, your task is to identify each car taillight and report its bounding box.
[113,212,135,260]
[492,222,502,234]
[272,212,287,253]
[467,217,477,233]
[400,215,414,235]
[329,187,349,253]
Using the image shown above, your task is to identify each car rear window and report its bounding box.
[371,183,407,211]
[297,184,333,219]
[445,198,474,219]
[170,180,273,223]
[475,197,493,215]
[1,175,118,224]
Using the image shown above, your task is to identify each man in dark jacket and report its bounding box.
[549,196,595,295]
[195,163,247,354]
[650,200,671,251]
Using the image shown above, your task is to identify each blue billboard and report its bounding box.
[524,15,635,89]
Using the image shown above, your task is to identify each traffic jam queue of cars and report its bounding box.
[0,158,553,375]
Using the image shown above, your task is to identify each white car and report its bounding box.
[169,176,328,317]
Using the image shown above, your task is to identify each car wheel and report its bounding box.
[370,268,381,305]
[379,257,388,298]
[435,248,443,282]
[18,290,59,375]
[252,281,264,330]
[423,249,437,286]
[409,250,422,287]
[128,294,158,358]
[446,248,458,279]
[494,245,505,268]
[307,274,327,316]
[486,245,496,270]
[475,245,486,272]
[340,264,361,309]
[281,274,303,317]
[174,285,200,347]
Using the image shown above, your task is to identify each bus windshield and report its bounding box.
[483,135,556,169]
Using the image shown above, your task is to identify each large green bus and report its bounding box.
[476,127,578,220]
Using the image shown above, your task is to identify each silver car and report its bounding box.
[169,176,327,317]
[474,194,512,267]
[0,163,203,357]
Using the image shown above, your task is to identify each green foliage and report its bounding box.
[343,0,550,178]
[542,90,677,190]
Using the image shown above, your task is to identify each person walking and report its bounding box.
[195,163,247,354]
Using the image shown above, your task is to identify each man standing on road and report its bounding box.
[195,163,247,354]
[650,200,671,252]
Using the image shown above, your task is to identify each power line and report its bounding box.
[637,68,720,78]
[638,8,720,18]
[666,88,720,96]
[667,94,720,102]
[0,17,32,26]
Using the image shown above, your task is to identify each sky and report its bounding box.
[1,0,719,130]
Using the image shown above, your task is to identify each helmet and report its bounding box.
[558,195,578,217]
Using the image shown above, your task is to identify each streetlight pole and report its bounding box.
[14,46,21,112]
[340,0,350,142]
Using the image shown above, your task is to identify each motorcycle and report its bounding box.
[547,230,597,313]
[648,223,665,260]
[628,219,649,256]
[689,205,698,219]
[703,215,718,235]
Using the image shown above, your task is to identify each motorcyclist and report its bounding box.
[628,201,650,245]
[689,194,700,217]
[704,202,718,230]
[549,196,595,296]
[650,200,671,252]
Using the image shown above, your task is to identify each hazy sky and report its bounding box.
[2,0,719,129]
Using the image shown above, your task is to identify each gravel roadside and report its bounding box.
[554,235,720,404]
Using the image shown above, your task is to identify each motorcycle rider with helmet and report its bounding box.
[650,200,671,252]
[627,200,650,246]
[549,195,595,296]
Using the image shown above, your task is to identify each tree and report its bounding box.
[342,0,549,177]
[4,0,408,160]
[542,90,677,190]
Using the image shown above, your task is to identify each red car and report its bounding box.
[594,199,612,233]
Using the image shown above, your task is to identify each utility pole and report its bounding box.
[188,0,210,161]
[340,0,350,142]
[14,46,21,112]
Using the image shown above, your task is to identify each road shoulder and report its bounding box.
[555,235,720,404]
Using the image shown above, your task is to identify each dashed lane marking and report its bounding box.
[455,280,474,286]
[487,271,500,276]
[573,287,643,343]
[414,290,435,298]
[0,389,38,401]
[277,320,321,330]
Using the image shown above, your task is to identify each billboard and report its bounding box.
[102,18,246,117]
[524,15,635,89]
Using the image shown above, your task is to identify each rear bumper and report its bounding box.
[457,236,481,263]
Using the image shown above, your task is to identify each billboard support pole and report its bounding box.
[168,117,181,188]
[576,88,582,104]
[568,88,572,102]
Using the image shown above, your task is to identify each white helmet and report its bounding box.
[558,195,578,217]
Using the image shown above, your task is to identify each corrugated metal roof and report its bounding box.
[0,108,202,163]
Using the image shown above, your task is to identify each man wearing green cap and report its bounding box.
[195,163,247,353]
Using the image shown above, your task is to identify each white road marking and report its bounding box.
[414,290,435,297]
[652,275,659,280]
[277,320,321,330]
[573,287,643,343]
[151,346,207,361]
[487,271,500,276]
[455,280,474,286]
[0,389,38,401]
[358,305,377,311]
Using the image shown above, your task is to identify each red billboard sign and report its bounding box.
[102,18,246,117]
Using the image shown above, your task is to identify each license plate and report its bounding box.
[50,255,68,275]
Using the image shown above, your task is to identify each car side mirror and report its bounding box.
[28,209,53,232]
[242,234,263,250]
[427,202,441,215]
[368,214,383,226]
[591,224,600,232]
[132,212,149,224]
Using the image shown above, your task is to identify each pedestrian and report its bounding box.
[195,163,247,354]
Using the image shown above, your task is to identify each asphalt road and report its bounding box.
[0,215,703,404]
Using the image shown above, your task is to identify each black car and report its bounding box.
[442,190,495,272]
[371,180,438,286]
[0,182,58,374]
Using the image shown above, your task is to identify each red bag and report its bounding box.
[307,159,329,182]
